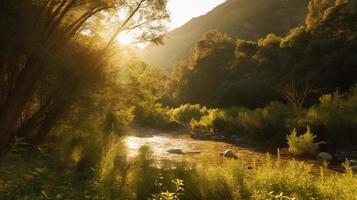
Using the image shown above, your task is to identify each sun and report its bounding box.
[117,32,134,45]
[117,32,147,49]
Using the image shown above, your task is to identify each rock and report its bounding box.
[317,152,333,162]
[222,150,238,159]
[167,149,184,154]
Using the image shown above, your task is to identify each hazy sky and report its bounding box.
[118,0,225,46]
[167,0,225,30]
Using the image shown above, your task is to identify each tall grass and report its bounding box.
[2,144,357,200]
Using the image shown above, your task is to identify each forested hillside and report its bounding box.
[140,0,308,68]
[166,0,357,108]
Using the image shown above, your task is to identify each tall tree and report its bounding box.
[0,0,169,154]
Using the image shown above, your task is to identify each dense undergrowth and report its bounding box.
[135,86,357,150]
[1,144,356,200]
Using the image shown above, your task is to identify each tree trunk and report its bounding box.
[31,102,67,145]
[0,56,40,154]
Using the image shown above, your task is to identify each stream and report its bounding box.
[122,128,341,174]
[124,129,267,161]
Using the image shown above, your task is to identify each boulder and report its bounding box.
[167,149,184,154]
[317,152,333,162]
[222,150,238,159]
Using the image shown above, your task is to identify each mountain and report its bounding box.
[139,0,308,68]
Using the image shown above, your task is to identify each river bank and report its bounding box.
[124,128,344,175]
[1,128,356,199]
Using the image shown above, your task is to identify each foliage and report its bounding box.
[150,179,184,200]
[169,104,208,124]
[2,146,357,200]
[287,127,320,156]
[133,102,177,130]
[168,30,235,106]
[133,85,356,149]
[0,0,169,154]
[190,109,230,133]
[167,0,357,108]
[305,85,357,149]
[140,0,308,68]
[1,1,357,199]
[187,102,293,145]
[172,86,356,148]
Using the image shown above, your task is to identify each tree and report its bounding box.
[168,0,357,109]
[0,0,169,154]
[170,30,235,106]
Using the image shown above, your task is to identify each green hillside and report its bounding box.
[140,0,308,68]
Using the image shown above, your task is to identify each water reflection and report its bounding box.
[124,135,190,159]
[124,134,251,161]
[122,131,338,175]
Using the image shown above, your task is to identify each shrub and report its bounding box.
[169,104,208,124]
[104,109,135,134]
[188,102,294,145]
[134,102,174,130]
[287,126,320,156]
[234,104,288,143]
[236,109,265,135]
[262,102,294,141]
[305,86,357,149]
[190,109,230,133]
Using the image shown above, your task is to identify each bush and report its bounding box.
[134,102,174,130]
[305,86,357,149]
[188,102,294,145]
[169,104,208,124]
[287,126,320,156]
[190,109,231,133]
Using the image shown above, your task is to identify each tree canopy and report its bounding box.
[0,0,169,153]
[167,0,357,108]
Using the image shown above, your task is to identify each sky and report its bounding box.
[118,0,225,46]
[167,0,225,30]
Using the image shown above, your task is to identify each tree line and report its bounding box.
[167,0,357,108]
